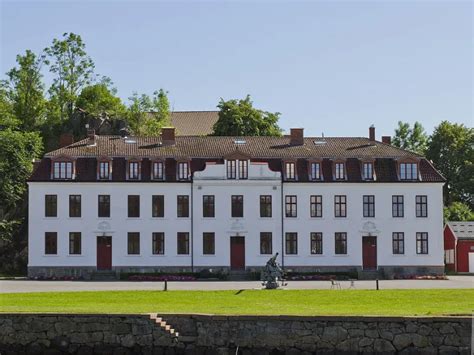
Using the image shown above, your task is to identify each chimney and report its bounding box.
[161,127,176,145]
[59,133,74,148]
[382,136,391,145]
[87,129,96,146]
[369,125,375,141]
[290,128,304,146]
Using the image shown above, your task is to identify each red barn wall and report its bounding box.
[443,226,456,271]
[456,240,474,273]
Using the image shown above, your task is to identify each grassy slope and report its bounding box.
[1,289,473,316]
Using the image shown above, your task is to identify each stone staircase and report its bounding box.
[90,271,117,281]
[357,269,383,280]
[149,314,179,340]
[228,270,250,281]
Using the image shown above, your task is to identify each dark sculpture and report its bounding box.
[261,253,287,289]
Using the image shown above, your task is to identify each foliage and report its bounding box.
[426,121,474,207]
[45,32,95,121]
[392,121,428,154]
[76,82,126,118]
[444,202,474,222]
[212,95,282,136]
[0,87,19,128]
[127,90,170,136]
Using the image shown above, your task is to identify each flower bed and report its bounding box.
[393,274,448,280]
[128,275,196,281]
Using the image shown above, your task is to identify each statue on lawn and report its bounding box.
[261,253,287,289]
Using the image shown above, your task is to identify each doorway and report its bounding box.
[362,236,377,270]
[97,236,112,270]
[230,236,245,270]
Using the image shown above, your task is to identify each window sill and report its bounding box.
[333,254,349,257]
[176,254,191,257]
[67,217,83,220]
[97,217,111,220]
[126,217,141,220]
[309,254,324,257]
[202,254,216,257]
[150,217,167,220]
[150,254,165,257]
[43,254,59,257]
[125,254,141,256]
[68,254,83,257]
[43,217,59,220]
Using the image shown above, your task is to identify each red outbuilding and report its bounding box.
[444,221,474,273]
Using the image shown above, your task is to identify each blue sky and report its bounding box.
[1,0,472,137]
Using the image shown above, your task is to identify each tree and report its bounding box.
[153,89,171,124]
[45,32,95,121]
[426,121,474,208]
[126,90,170,136]
[392,121,428,154]
[444,202,474,222]
[0,86,19,129]
[212,95,282,136]
[1,50,47,130]
[76,82,126,118]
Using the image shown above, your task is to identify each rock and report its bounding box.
[54,321,76,334]
[380,330,394,341]
[439,345,460,355]
[321,326,348,344]
[51,336,69,350]
[439,324,455,334]
[444,334,461,346]
[359,338,374,347]
[336,338,359,352]
[405,323,418,333]
[412,334,429,348]
[112,323,131,334]
[76,346,94,355]
[348,329,365,337]
[393,334,412,350]
[418,325,432,336]
[121,334,136,347]
[373,339,396,353]
[365,329,379,338]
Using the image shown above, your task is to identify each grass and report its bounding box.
[1,289,473,316]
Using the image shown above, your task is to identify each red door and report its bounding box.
[362,236,377,270]
[230,237,245,270]
[97,236,112,270]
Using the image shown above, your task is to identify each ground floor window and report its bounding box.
[260,232,272,254]
[310,232,323,254]
[285,233,298,255]
[416,232,428,254]
[45,232,57,255]
[177,232,190,255]
[69,232,81,255]
[127,232,140,255]
[444,249,454,264]
[335,232,347,254]
[392,232,404,254]
[152,232,165,255]
[203,233,215,255]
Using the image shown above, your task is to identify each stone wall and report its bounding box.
[0,313,471,354]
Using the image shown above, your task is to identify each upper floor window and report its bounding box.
[399,162,418,180]
[227,160,236,179]
[334,195,347,217]
[362,162,374,180]
[203,195,215,218]
[45,195,57,217]
[98,195,110,218]
[231,195,244,218]
[310,162,321,181]
[152,195,164,218]
[416,195,428,217]
[128,195,140,218]
[260,195,272,218]
[98,161,111,180]
[177,195,190,218]
[335,163,345,180]
[310,195,322,218]
[152,161,164,180]
[53,161,73,179]
[363,195,375,218]
[239,160,248,179]
[285,162,296,180]
[285,195,297,217]
[69,195,81,218]
[128,161,140,180]
[392,195,404,217]
[177,162,189,180]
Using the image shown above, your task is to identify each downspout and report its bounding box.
[281,175,285,269]
[191,176,194,273]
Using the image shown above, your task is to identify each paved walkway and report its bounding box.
[0,276,472,293]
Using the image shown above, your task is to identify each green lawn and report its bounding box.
[1,289,473,316]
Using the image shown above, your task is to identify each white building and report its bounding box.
[28,126,445,279]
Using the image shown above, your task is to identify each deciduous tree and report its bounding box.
[392,121,428,154]
[444,202,474,222]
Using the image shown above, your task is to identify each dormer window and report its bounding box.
[227,160,237,179]
[152,161,164,180]
[335,162,345,180]
[285,162,296,180]
[309,162,321,181]
[53,161,73,179]
[177,162,189,180]
[238,160,248,179]
[362,162,374,180]
[128,161,140,180]
[98,161,111,180]
[399,162,418,180]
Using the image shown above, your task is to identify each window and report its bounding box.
[45,232,57,254]
[177,162,189,180]
[310,195,322,217]
[152,195,164,218]
[127,232,140,255]
[128,195,140,218]
[392,195,404,217]
[69,232,81,255]
[335,232,347,254]
[362,162,373,180]
[69,195,81,218]
[285,162,296,180]
[45,195,57,217]
[285,233,298,254]
[203,195,215,218]
[231,195,244,218]
[98,161,110,180]
[239,160,248,179]
[311,232,323,255]
[227,160,236,179]
[335,163,345,180]
[416,232,428,254]
[203,233,215,255]
[152,161,164,180]
[177,195,189,217]
[260,232,272,254]
[445,249,455,264]
[177,232,190,254]
[53,161,73,179]
[363,195,375,218]
[310,162,321,180]
[285,195,297,217]
[392,232,404,254]
[260,195,272,218]
[334,195,347,217]
[399,163,418,180]
[152,232,165,255]
[98,195,110,218]
[128,161,139,180]
[416,195,428,217]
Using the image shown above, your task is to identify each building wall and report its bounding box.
[456,240,474,273]
[443,226,456,271]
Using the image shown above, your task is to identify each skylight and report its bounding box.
[234,140,246,145]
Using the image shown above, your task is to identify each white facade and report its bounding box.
[28,160,444,278]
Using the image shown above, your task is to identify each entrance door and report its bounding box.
[469,253,474,273]
[97,236,112,270]
[230,236,245,270]
[362,236,377,270]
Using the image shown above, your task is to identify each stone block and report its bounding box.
[439,324,455,334]
[393,334,412,350]
[321,326,348,344]
[365,329,379,338]
[373,339,395,353]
